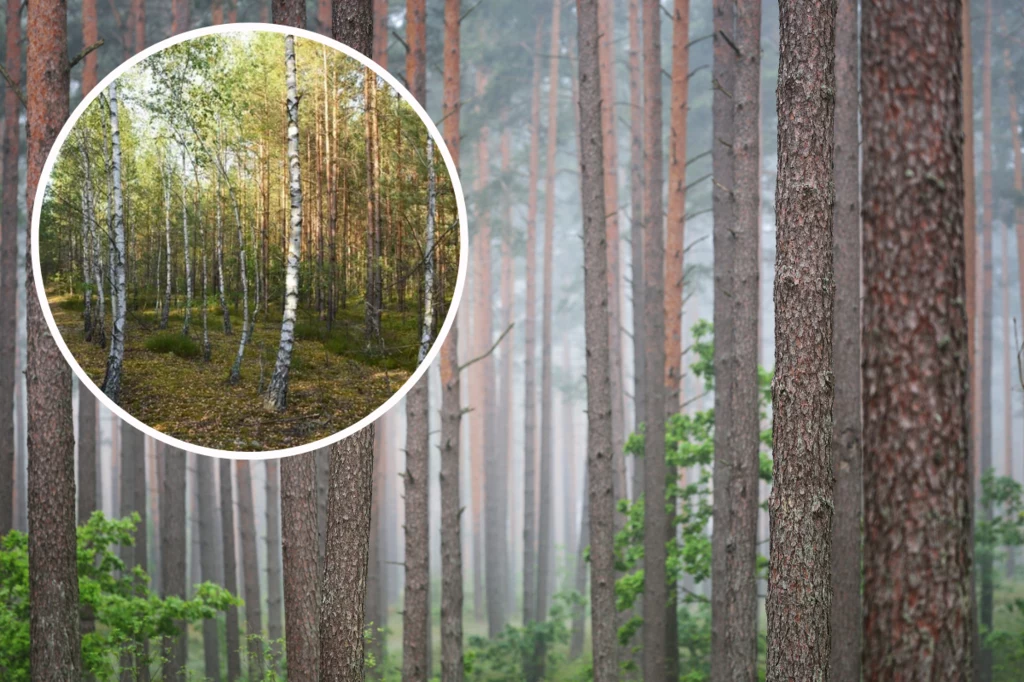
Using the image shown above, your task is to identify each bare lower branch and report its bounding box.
[69,39,106,71]
[458,322,514,372]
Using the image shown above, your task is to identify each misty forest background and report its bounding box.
[2,0,1024,681]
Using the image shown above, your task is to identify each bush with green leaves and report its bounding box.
[614,320,772,676]
[0,512,239,681]
[144,332,202,358]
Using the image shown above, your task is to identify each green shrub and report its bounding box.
[144,333,201,359]
[294,321,325,342]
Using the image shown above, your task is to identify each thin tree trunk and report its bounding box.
[364,69,382,343]
[522,22,544,632]
[1009,45,1024,580]
[266,34,304,411]
[861,0,973,677]
[281,454,321,680]
[220,458,242,681]
[766,2,837,679]
[237,460,265,680]
[272,0,307,27]
[978,5,995,677]
[161,161,172,330]
[419,136,436,361]
[119,422,139,681]
[78,385,97,522]
[640,0,669,675]
[577,0,616,677]
[197,455,221,680]
[406,0,426,105]
[628,0,646,508]
[440,327,464,682]
[180,154,192,338]
[82,0,98,93]
[171,0,190,34]
[828,1,862,680]
[266,459,285,668]
[320,427,376,681]
[0,0,22,537]
[102,81,127,402]
[162,449,188,679]
[215,169,232,334]
[403,381,430,681]
[373,0,389,66]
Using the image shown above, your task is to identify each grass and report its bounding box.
[48,290,432,451]
[144,333,201,359]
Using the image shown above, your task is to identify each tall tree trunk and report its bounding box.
[171,0,190,34]
[828,1,862,680]
[373,0,389,66]
[81,0,98,93]
[978,4,995,677]
[161,449,188,679]
[133,429,150,682]
[522,22,544,632]
[628,0,646,508]
[215,170,231,334]
[131,0,145,52]
[861,0,973,676]
[533,5,562,677]
[197,455,221,680]
[403,382,430,681]
[1009,46,1024,579]
[440,327,464,682]
[419,136,436,361]
[119,423,139,681]
[640,0,670,676]
[266,459,285,668]
[281,454,321,680]
[320,427,376,681]
[364,69,382,343]
[332,0,373,58]
[180,148,192,337]
[237,460,265,680]
[766,2,837,679]
[406,0,426,105]
[0,0,21,538]
[220,458,242,681]
[577,1,616,677]
[710,0,738,676]
[78,386,97,522]
[365,432,385,674]
[1001,219,1013,577]
[266,34,304,411]
[102,81,127,402]
[161,162,172,330]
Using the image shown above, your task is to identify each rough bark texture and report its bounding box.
[443,0,460,168]
[577,1,616,678]
[197,455,221,680]
[406,0,426,105]
[161,449,188,679]
[236,461,264,680]
[710,0,738,670]
[81,0,97,91]
[272,0,306,27]
[0,0,20,538]
[281,453,321,681]
[219,458,241,681]
[861,1,974,678]
[320,427,376,682]
[641,0,669,676]
[171,0,189,34]
[828,1,862,680]
[373,0,389,67]
[522,23,543,631]
[266,459,284,667]
[25,1,79,674]
[102,81,127,403]
[766,1,837,680]
[78,386,97,522]
[440,328,464,682]
[403,382,430,681]
[332,0,373,58]
[266,34,304,411]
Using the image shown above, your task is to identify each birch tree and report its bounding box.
[418,136,436,362]
[181,146,193,337]
[161,156,172,330]
[102,81,128,403]
[266,34,303,411]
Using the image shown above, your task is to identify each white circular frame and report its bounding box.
[31,23,468,460]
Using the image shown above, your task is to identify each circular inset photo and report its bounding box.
[32,25,466,457]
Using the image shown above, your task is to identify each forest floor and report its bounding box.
[49,290,419,451]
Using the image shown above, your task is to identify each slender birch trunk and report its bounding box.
[161,159,172,329]
[216,169,232,334]
[180,146,193,338]
[419,136,436,362]
[102,82,128,403]
[195,166,210,360]
[266,34,303,411]
[79,138,94,340]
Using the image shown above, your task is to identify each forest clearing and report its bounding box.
[37,30,459,451]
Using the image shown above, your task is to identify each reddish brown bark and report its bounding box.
[26,0,79,677]
[281,454,321,680]
[627,0,646,506]
[403,381,430,681]
[236,461,264,680]
[82,0,98,93]
[0,0,20,537]
[406,0,426,105]
[373,0,389,68]
[320,427,376,681]
[319,0,332,34]
[272,0,307,27]
[440,328,464,682]
[131,0,144,53]
[171,0,189,35]
[861,0,973,678]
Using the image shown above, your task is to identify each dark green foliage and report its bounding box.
[144,332,201,358]
[0,513,239,681]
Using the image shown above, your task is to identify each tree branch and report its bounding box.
[0,63,26,107]
[458,322,514,372]
[69,38,105,71]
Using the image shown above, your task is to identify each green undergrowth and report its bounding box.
[48,290,421,451]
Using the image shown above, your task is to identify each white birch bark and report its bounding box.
[102,81,127,402]
[78,137,94,340]
[195,165,210,361]
[418,136,436,363]
[181,147,193,337]
[91,166,106,348]
[161,157,172,330]
[216,169,232,335]
[265,35,303,411]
